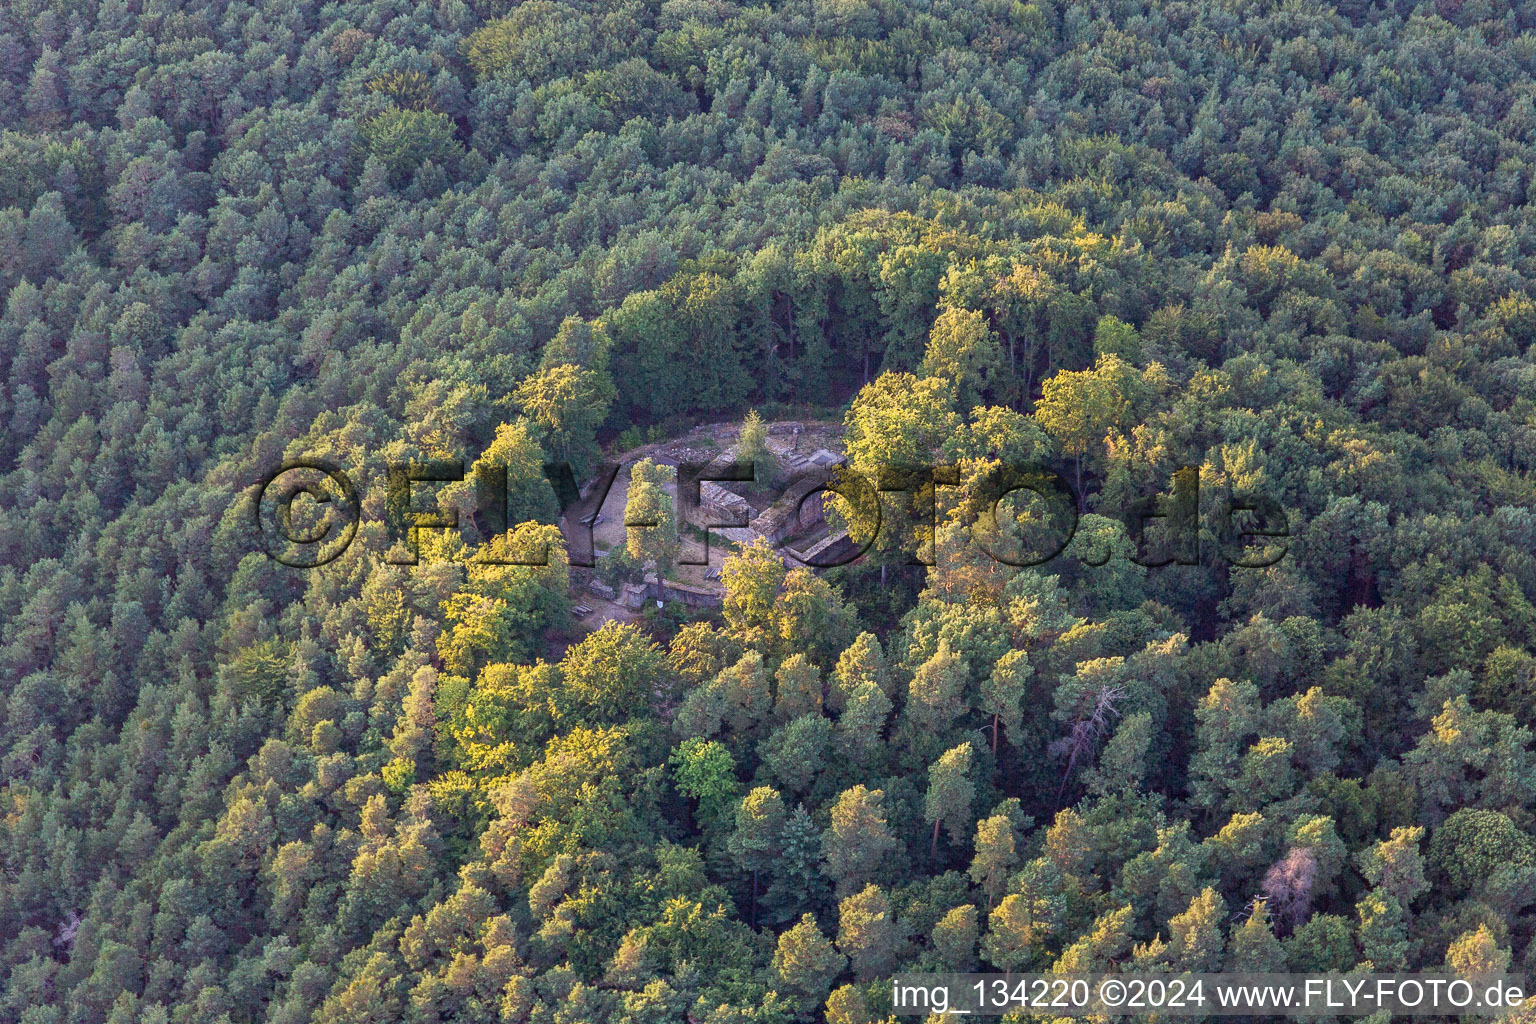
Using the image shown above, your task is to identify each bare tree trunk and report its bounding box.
[1055,686,1126,804]
[931,818,942,861]
[1055,721,1090,805]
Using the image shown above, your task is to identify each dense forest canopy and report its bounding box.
[6,0,1536,1020]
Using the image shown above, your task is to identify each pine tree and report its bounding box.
[829,633,890,713]
[1444,924,1511,976]
[1356,891,1410,970]
[1083,711,1153,796]
[1357,827,1429,910]
[728,787,786,927]
[24,48,67,128]
[932,904,978,970]
[1053,905,1134,974]
[837,884,901,981]
[981,649,1031,754]
[822,786,898,898]
[762,714,832,796]
[925,743,975,861]
[1226,902,1286,972]
[737,408,779,487]
[774,653,823,721]
[968,815,1017,909]
[765,804,829,924]
[1163,887,1226,973]
[837,680,893,771]
[624,458,678,575]
[906,638,968,734]
[773,914,845,1009]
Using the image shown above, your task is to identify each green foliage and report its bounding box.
[367,70,434,111]
[556,620,667,726]
[671,738,741,826]
[1033,353,1147,493]
[13,0,1536,1016]
[1429,809,1536,898]
[737,409,779,488]
[360,108,461,186]
[773,913,845,1008]
[923,306,1004,412]
[514,362,616,473]
[625,458,677,574]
